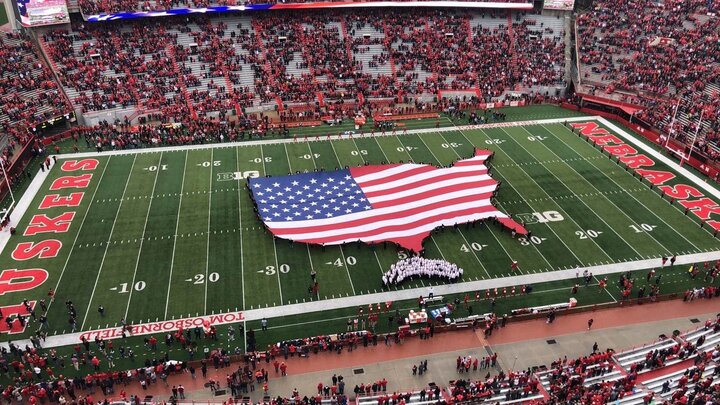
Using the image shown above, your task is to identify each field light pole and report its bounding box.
[664,101,680,149]
[684,109,705,166]
[0,161,15,204]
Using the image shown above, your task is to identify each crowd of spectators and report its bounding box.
[0,32,72,140]
[576,0,720,157]
[39,9,566,127]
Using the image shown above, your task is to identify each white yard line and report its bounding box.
[44,157,110,315]
[81,154,138,330]
[204,149,214,314]
[124,152,163,319]
[164,152,189,319]
[263,144,284,305]
[235,147,248,346]
[318,141,357,295]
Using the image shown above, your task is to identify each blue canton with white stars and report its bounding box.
[250,170,372,222]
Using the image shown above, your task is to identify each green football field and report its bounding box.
[3,115,720,340]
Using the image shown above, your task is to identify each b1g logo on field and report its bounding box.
[514,211,564,225]
[216,171,260,181]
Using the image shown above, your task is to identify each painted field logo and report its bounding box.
[514,211,564,225]
[248,149,528,252]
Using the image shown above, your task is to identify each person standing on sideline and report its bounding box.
[587,319,594,330]
[261,318,268,331]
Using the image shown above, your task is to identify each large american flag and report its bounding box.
[248,148,527,252]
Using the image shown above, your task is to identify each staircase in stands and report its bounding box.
[507,11,519,80]
[165,44,197,120]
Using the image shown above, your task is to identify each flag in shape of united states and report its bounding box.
[248,148,528,252]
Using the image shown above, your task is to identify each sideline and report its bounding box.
[0,161,53,254]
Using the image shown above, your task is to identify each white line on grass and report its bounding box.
[45,156,111,316]
[124,152,163,319]
[204,149,214,314]
[549,123,704,252]
[235,147,246,313]
[262,144,284,305]
[593,275,618,302]
[503,126,648,258]
[316,141,357,294]
[164,152,189,319]
[81,154,138,329]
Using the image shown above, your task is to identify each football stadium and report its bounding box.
[0,0,719,403]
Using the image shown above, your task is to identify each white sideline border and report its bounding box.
[4,115,720,348]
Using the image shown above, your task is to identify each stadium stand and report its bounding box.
[575,0,720,155]
[0,32,72,139]
[613,337,684,374]
[39,10,567,126]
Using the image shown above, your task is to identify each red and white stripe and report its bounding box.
[264,149,512,251]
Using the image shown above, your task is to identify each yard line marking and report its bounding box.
[452,125,587,267]
[508,126,649,257]
[165,152,189,319]
[549,124,705,251]
[45,156,112,317]
[81,154,138,330]
[204,149,214,314]
[236,146,246,315]
[124,152,163,319]
[263,144,284,304]
[317,141,357,294]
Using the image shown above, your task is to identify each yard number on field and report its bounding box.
[351,150,368,156]
[629,223,656,233]
[484,139,505,145]
[441,143,462,148]
[461,242,486,252]
[527,136,547,142]
[186,273,220,284]
[251,157,272,163]
[326,256,357,267]
[261,264,290,275]
[299,154,320,160]
[111,281,146,293]
[519,236,546,246]
[146,165,168,171]
[198,161,221,167]
[576,229,602,239]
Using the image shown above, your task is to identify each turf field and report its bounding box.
[3,114,720,339]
